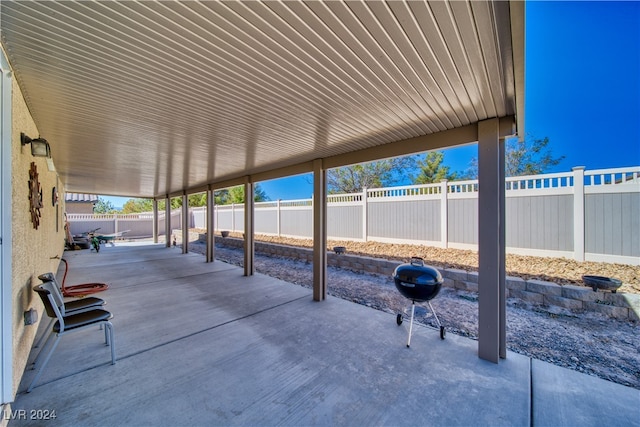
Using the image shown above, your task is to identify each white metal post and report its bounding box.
[573,166,586,262]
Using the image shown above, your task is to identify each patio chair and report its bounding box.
[32,273,106,349]
[27,281,115,393]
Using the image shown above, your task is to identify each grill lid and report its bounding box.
[393,257,442,286]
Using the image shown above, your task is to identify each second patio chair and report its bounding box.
[32,272,105,349]
[27,281,115,393]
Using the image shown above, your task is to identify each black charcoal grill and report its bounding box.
[393,257,445,347]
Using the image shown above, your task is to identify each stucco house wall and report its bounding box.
[10,74,66,396]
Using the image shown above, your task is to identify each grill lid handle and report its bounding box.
[410,257,424,266]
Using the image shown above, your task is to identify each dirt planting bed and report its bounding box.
[213,231,640,294]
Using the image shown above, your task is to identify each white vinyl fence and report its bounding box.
[67,211,183,240]
[68,166,640,265]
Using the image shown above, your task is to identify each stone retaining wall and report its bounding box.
[207,235,639,322]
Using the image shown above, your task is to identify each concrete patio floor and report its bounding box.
[8,243,639,426]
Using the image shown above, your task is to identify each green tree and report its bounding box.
[121,197,182,213]
[119,186,268,213]
[412,151,457,184]
[121,198,153,214]
[505,136,564,176]
[188,193,207,207]
[228,186,244,204]
[214,189,230,205]
[167,197,182,210]
[327,157,416,194]
[463,136,564,178]
[219,184,269,204]
[94,197,116,214]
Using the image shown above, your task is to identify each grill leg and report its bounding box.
[427,301,442,329]
[407,302,415,348]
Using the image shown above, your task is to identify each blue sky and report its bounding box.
[104,1,640,207]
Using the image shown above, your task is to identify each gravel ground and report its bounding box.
[186,240,640,390]
[225,233,640,293]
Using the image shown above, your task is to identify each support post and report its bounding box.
[498,139,506,359]
[206,187,215,263]
[182,193,188,254]
[152,199,159,244]
[573,166,586,262]
[165,195,171,248]
[313,159,327,301]
[477,118,506,363]
[244,179,255,276]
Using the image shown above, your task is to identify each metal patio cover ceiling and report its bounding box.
[1,1,523,199]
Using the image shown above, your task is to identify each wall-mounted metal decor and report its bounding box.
[51,186,58,207]
[28,162,43,229]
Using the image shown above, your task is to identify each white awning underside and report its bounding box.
[1,0,524,198]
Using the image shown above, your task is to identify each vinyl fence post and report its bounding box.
[573,166,586,262]
[440,179,448,248]
[231,203,235,233]
[362,187,368,242]
[277,199,281,237]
